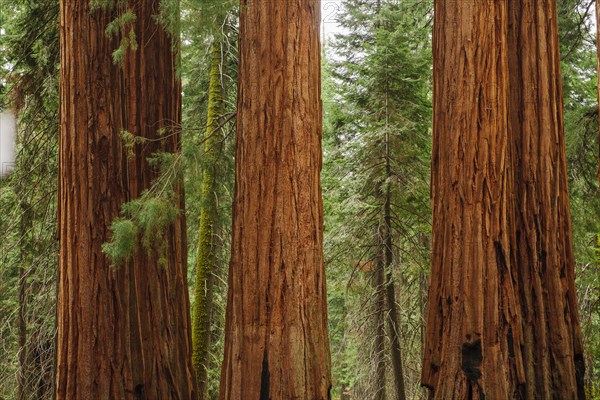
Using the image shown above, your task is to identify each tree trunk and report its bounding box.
[383,131,405,400]
[382,18,406,400]
[218,0,332,398]
[383,220,405,400]
[508,0,586,398]
[421,1,525,398]
[56,1,196,398]
[193,40,226,400]
[373,246,387,400]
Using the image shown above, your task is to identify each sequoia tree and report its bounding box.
[508,0,585,397]
[421,1,525,398]
[218,0,332,398]
[56,0,196,398]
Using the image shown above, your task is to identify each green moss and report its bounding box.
[192,40,226,397]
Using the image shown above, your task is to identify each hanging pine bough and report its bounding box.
[102,152,183,267]
[102,118,185,269]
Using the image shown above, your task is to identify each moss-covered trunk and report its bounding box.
[193,40,226,400]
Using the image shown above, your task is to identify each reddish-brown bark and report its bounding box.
[508,0,586,398]
[218,0,332,398]
[56,1,196,398]
[422,1,525,398]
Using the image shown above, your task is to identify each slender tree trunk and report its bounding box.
[218,0,332,398]
[193,40,226,400]
[383,130,405,400]
[383,207,405,400]
[56,1,196,398]
[508,0,585,398]
[380,18,406,398]
[373,245,387,400]
[421,1,525,398]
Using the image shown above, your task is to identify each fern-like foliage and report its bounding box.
[103,151,182,267]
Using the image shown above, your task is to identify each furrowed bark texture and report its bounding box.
[421,1,525,398]
[508,0,585,398]
[56,1,196,398]
[218,0,332,398]
[193,40,225,400]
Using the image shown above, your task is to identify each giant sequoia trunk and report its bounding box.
[421,1,525,398]
[193,40,226,400]
[218,0,332,398]
[508,0,585,398]
[56,1,196,398]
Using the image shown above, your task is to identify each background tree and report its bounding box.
[323,0,431,397]
[191,34,231,400]
[0,0,59,398]
[180,2,238,397]
[596,0,600,185]
[218,0,332,398]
